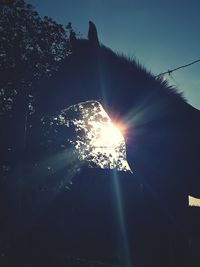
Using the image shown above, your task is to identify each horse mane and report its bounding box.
[66,37,187,108]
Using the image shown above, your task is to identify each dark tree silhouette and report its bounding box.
[0,2,72,265]
[0,0,70,111]
[0,0,71,175]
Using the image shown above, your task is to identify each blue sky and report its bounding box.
[28,0,200,109]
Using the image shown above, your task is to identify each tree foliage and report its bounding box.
[0,0,70,115]
[0,2,73,262]
[0,0,72,183]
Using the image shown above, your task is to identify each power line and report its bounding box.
[156,58,200,77]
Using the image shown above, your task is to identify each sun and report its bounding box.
[60,100,132,172]
[90,121,124,149]
[85,117,131,171]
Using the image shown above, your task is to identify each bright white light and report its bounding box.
[89,121,123,148]
[53,100,132,172]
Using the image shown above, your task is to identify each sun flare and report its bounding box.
[89,121,124,149]
[53,100,132,172]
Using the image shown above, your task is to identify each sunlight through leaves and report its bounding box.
[52,100,132,172]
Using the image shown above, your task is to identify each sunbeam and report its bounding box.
[112,170,132,267]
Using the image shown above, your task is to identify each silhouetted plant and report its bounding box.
[0,0,71,172]
[0,0,70,113]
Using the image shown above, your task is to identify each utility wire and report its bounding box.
[156,58,200,77]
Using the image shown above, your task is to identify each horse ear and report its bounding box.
[70,30,78,50]
[88,21,100,47]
